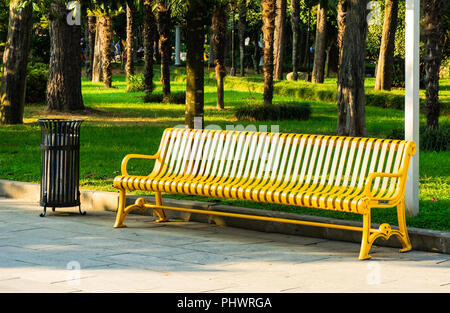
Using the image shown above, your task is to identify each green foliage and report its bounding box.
[126,74,145,92]
[421,126,449,152]
[366,0,406,61]
[25,62,48,104]
[143,91,186,104]
[235,100,312,122]
[0,0,8,48]
[385,124,449,152]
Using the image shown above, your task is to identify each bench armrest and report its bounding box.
[121,153,159,176]
[364,172,404,203]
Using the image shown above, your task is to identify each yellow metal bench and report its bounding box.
[113,128,416,260]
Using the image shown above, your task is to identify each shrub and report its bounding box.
[385,124,449,152]
[235,101,311,122]
[420,126,449,152]
[126,74,145,92]
[143,91,186,104]
[26,62,48,104]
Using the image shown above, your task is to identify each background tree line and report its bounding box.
[0,0,448,136]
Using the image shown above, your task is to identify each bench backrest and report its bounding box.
[150,128,416,200]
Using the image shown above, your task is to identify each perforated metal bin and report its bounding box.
[38,119,85,217]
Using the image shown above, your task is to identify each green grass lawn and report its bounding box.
[0,66,449,231]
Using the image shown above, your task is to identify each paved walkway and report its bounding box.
[0,198,448,293]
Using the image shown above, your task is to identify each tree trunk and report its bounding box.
[92,19,103,83]
[312,0,327,84]
[303,9,311,80]
[46,1,84,111]
[212,4,228,110]
[230,8,236,76]
[375,0,398,91]
[273,0,286,81]
[99,16,113,88]
[238,2,247,77]
[291,0,300,81]
[85,16,96,80]
[262,0,276,105]
[126,0,136,81]
[336,0,368,137]
[337,0,347,73]
[185,0,205,129]
[423,0,446,130]
[157,0,171,100]
[0,0,32,124]
[143,1,156,93]
[252,33,261,74]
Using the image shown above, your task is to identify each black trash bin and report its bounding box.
[38,119,85,217]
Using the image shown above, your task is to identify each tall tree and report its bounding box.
[185,0,207,129]
[212,1,228,110]
[85,15,96,80]
[92,19,103,82]
[143,0,156,93]
[230,1,237,76]
[262,0,276,105]
[0,0,33,124]
[157,0,172,100]
[374,0,398,91]
[126,0,136,81]
[423,0,446,130]
[312,0,327,84]
[46,0,85,111]
[238,0,247,77]
[291,0,300,81]
[89,1,124,88]
[273,0,286,81]
[337,0,346,71]
[99,15,114,88]
[336,0,368,137]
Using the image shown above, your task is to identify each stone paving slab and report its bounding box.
[0,198,448,293]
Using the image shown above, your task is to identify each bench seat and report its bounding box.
[114,174,369,214]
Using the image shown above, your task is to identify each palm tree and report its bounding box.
[312,0,328,84]
[89,0,124,88]
[262,0,276,105]
[126,0,136,81]
[0,0,33,124]
[85,15,96,80]
[212,1,228,110]
[238,0,247,77]
[423,0,446,130]
[273,0,286,81]
[375,0,398,91]
[142,0,157,93]
[156,0,172,101]
[46,0,85,110]
[336,0,368,137]
[337,0,346,71]
[185,0,208,129]
[290,0,300,81]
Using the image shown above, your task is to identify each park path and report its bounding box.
[0,198,448,293]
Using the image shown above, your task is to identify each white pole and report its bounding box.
[404,0,420,217]
[175,25,181,66]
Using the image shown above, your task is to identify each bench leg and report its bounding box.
[153,191,168,223]
[396,201,412,253]
[359,202,412,260]
[114,189,127,228]
[359,211,373,260]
